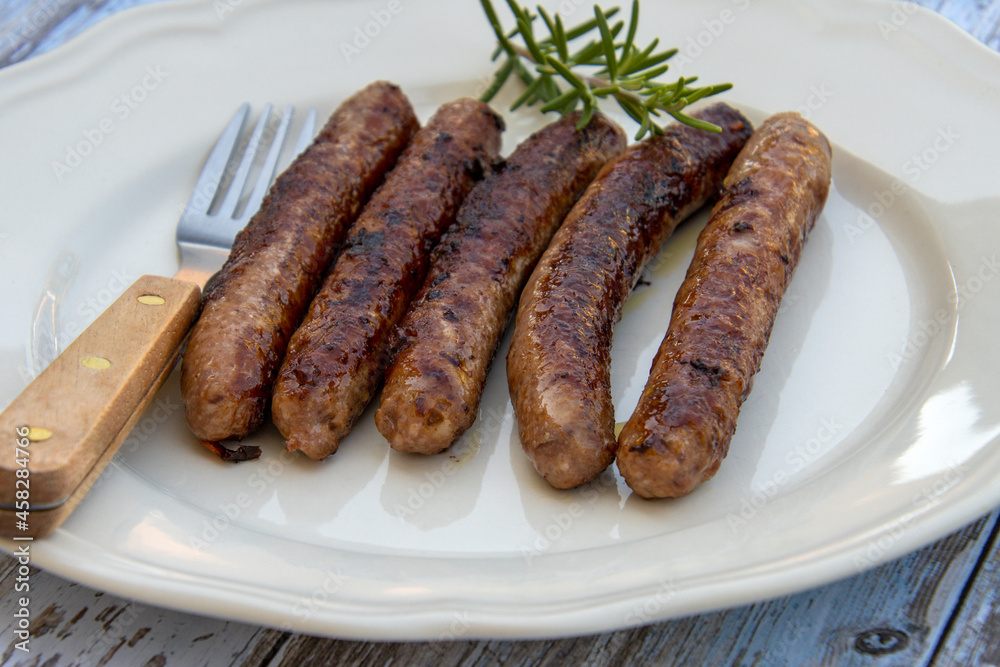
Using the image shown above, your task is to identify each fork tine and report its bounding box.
[217,103,274,217]
[243,105,295,219]
[294,108,318,156]
[185,103,250,215]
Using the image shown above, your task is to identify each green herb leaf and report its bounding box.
[478,0,732,138]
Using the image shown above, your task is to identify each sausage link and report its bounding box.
[271,98,504,460]
[375,111,626,454]
[506,103,754,489]
[617,112,833,498]
[180,81,418,452]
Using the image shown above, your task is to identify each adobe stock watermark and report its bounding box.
[82,395,183,498]
[548,0,593,19]
[794,83,833,120]
[726,416,843,531]
[520,472,616,564]
[86,601,144,657]
[176,105,292,220]
[641,243,680,279]
[10,427,34,654]
[118,397,182,455]
[279,572,474,638]
[843,126,959,244]
[888,253,999,371]
[51,65,169,181]
[390,402,512,519]
[340,0,407,63]
[278,568,348,627]
[875,1,920,40]
[437,611,473,640]
[0,0,73,60]
[623,579,678,627]
[767,619,810,661]
[390,449,471,519]
[17,267,139,384]
[213,0,247,20]
[852,460,969,572]
[672,0,751,70]
[188,447,299,550]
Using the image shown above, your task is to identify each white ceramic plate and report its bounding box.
[2,0,1000,641]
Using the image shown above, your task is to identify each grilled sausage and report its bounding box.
[375,111,626,454]
[271,98,504,461]
[506,103,754,489]
[180,81,418,456]
[617,112,832,499]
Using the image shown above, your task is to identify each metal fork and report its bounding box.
[0,104,316,538]
[175,103,317,286]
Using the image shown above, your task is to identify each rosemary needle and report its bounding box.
[479,0,733,139]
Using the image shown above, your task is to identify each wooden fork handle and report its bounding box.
[0,275,201,529]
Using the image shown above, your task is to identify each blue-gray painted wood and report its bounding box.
[1,1,998,665]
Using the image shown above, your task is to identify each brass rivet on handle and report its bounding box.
[26,427,53,442]
[137,294,166,306]
[81,356,112,370]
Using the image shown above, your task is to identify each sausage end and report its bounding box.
[616,424,724,499]
[375,393,470,455]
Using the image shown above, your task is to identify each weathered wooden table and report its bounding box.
[1,1,998,664]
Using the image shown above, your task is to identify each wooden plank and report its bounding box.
[0,0,93,65]
[3,512,994,666]
[0,558,271,665]
[0,0,167,69]
[932,516,1000,666]
[246,513,998,666]
[1,1,1000,665]
[915,0,1000,49]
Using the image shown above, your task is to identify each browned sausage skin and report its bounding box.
[374,111,626,455]
[180,81,418,454]
[506,103,754,489]
[272,98,505,461]
[617,112,833,499]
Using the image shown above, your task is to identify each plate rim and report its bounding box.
[2,0,1000,641]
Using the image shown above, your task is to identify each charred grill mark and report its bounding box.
[688,358,724,386]
[714,176,757,214]
[272,97,505,460]
[508,102,756,489]
[350,228,385,251]
[617,112,833,499]
[376,110,629,455]
[629,439,655,454]
[465,157,486,182]
[440,351,462,367]
[181,81,419,446]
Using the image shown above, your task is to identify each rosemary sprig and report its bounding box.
[479,0,733,139]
